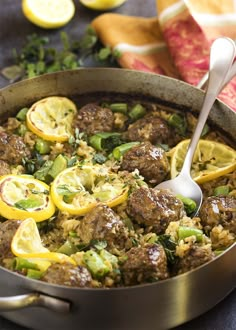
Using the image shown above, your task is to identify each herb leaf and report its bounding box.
[15,198,43,210]
[1,26,121,83]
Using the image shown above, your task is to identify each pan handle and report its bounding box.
[0,293,70,313]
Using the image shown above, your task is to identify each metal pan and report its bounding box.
[0,68,235,330]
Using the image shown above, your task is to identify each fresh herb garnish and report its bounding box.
[1,26,121,83]
[92,153,107,164]
[156,234,177,265]
[91,239,108,250]
[15,198,43,210]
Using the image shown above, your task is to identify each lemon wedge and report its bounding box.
[11,218,76,265]
[51,164,129,215]
[0,175,55,222]
[22,0,75,29]
[26,96,77,142]
[169,139,236,184]
[80,0,126,10]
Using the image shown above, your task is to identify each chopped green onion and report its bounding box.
[35,139,51,154]
[178,226,203,242]
[83,250,110,278]
[69,230,78,237]
[214,249,225,256]
[100,249,118,266]
[47,154,67,179]
[168,113,187,135]
[109,103,128,114]
[17,124,28,136]
[213,185,230,196]
[57,240,78,256]
[177,194,197,215]
[26,269,44,280]
[112,142,140,160]
[128,104,146,120]
[13,257,39,271]
[89,132,122,151]
[16,107,29,121]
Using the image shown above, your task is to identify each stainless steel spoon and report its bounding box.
[197,56,236,89]
[155,37,236,215]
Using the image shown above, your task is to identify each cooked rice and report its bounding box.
[210,225,235,249]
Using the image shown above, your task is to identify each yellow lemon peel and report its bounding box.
[11,218,76,265]
[22,0,75,29]
[169,139,236,184]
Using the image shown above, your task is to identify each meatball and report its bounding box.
[121,243,169,285]
[0,160,11,176]
[74,103,114,135]
[123,112,173,146]
[42,263,92,287]
[173,245,214,275]
[199,195,236,234]
[0,132,31,165]
[120,141,170,185]
[77,205,129,250]
[0,220,22,264]
[127,187,185,234]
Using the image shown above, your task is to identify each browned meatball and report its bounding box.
[199,195,236,234]
[0,220,22,264]
[74,103,114,135]
[77,204,129,250]
[127,187,185,234]
[123,112,173,146]
[0,160,11,176]
[120,141,170,185]
[121,243,169,285]
[173,245,214,275]
[42,263,92,287]
[0,132,31,165]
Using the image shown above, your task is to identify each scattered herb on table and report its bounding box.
[1,26,121,83]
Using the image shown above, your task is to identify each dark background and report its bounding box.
[0,0,235,329]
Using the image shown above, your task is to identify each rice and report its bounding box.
[210,225,235,249]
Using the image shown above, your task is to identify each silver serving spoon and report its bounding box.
[197,56,236,89]
[155,37,236,216]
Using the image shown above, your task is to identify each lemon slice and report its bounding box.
[22,0,75,29]
[26,96,77,142]
[0,175,55,222]
[170,139,236,184]
[80,0,126,10]
[11,218,76,265]
[51,164,129,215]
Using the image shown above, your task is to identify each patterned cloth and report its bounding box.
[92,0,236,111]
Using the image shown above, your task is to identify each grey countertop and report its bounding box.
[0,1,235,329]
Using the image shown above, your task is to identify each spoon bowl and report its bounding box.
[155,37,236,215]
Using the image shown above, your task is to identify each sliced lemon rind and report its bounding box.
[22,0,75,29]
[0,175,55,222]
[80,0,126,10]
[11,218,76,265]
[26,96,77,142]
[170,139,236,184]
[51,165,129,215]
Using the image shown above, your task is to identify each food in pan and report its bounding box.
[0,95,235,287]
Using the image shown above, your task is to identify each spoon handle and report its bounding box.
[180,37,236,176]
[197,57,236,90]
